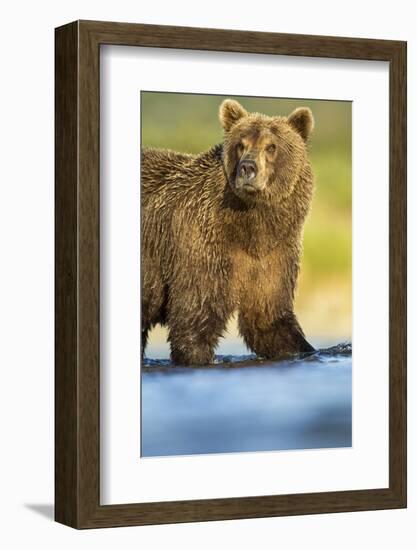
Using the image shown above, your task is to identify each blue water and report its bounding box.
[141,343,352,457]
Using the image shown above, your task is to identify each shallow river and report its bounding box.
[141,343,352,457]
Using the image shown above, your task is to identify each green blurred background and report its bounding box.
[141,92,351,351]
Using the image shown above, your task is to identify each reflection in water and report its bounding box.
[141,344,352,457]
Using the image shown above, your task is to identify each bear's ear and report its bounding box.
[287,107,314,141]
[219,100,248,132]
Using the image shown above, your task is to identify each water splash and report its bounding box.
[142,342,352,369]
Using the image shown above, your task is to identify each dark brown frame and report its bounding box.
[55,20,407,529]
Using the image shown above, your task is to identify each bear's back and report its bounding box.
[141,148,197,194]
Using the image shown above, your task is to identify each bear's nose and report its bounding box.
[238,159,257,180]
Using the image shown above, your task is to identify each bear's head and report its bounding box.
[219,99,314,204]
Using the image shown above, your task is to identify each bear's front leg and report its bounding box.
[236,245,315,359]
[239,310,314,359]
[169,338,215,366]
[167,305,228,366]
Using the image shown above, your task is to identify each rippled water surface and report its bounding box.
[141,343,352,457]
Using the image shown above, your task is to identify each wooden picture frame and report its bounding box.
[55,20,407,529]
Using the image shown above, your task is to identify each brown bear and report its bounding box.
[141,99,315,365]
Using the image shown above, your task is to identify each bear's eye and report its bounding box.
[266,144,276,154]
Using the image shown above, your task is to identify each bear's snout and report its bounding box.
[238,159,257,180]
[236,158,264,194]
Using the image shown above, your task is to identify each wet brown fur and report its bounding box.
[141,100,315,364]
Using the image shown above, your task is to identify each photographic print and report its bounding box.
[141,92,352,457]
